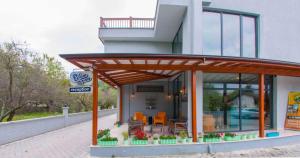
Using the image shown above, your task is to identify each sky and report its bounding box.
[0,0,157,74]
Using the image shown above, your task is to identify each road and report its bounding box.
[0,114,117,158]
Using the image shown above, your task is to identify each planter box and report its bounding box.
[98,140,118,147]
[203,137,221,143]
[224,135,241,141]
[246,133,257,139]
[159,139,177,144]
[131,139,148,145]
[198,137,203,143]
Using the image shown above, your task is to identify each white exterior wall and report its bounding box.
[104,41,172,53]
[274,76,300,130]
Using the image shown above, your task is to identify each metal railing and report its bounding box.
[100,17,155,29]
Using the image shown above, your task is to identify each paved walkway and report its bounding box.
[0,114,117,158]
[1,114,300,158]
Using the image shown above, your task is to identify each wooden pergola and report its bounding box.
[60,53,300,145]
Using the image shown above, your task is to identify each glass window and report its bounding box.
[203,73,273,132]
[243,17,256,57]
[202,10,258,58]
[172,24,183,54]
[223,14,240,57]
[203,12,221,55]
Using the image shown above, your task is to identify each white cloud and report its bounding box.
[0,0,157,73]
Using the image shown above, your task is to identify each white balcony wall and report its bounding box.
[104,41,172,54]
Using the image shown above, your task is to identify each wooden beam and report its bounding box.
[98,71,120,87]
[92,70,98,145]
[191,70,197,142]
[259,74,265,138]
[131,70,171,78]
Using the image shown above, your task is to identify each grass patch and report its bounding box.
[4,112,62,122]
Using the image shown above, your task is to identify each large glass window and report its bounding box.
[242,17,256,58]
[223,14,240,57]
[203,73,273,132]
[172,24,183,54]
[203,10,258,58]
[203,12,221,55]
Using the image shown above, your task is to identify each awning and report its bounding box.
[60,53,300,87]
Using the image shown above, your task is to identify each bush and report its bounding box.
[97,129,110,139]
[224,132,236,137]
[134,129,148,140]
[122,131,129,140]
[159,135,176,140]
[101,136,118,141]
[204,133,221,139]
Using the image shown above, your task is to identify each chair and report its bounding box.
[134,112,147,125]
[153,112,167,126]
[168,118,188,134]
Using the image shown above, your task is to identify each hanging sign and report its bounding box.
[285,92,300,130]
[69,71,92,93]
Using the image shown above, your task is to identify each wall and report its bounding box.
[0,109,117,145]
[207,0,300,63]
[274,76,300,130]
[122,81,173,122]
[104,41,172,53]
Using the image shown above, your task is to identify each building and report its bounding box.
[60,0,300,152]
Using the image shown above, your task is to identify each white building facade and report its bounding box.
[98,0,300,134]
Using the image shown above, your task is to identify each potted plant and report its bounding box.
[241,134,247,140]
[179,131,187,143]
[187,136,193,143]
[198,132,203,143]
[203,133,221,143]
[159,135,177,144]
[97,129,110,140]
[246,133,257,139]
[153,136,159,145]
[224,132,237,141]
[98,136,118,146]
[131,129,148,145]
[122,131,129,145]
[114,121,122,127]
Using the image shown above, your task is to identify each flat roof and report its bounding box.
[60,53,300,87]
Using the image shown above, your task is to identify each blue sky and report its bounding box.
[0,0,157,73]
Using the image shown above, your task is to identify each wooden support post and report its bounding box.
[119,86,123,123]
[191,70,197,142]
[259,73,265,138]
[92,70,99,145]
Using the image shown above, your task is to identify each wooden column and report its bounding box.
[92,70,98,145]
[259,73,265,138]
[119,86,123,123]
[191,70,197,142]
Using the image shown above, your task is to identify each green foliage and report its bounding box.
[3,112,61,122]
[97,129,110,139]
[122,131,129,140]
[204,133,221,139]
[159,135,176,140]
[100,136,118,141]
[224,132,237,137]
[178,131,187,139]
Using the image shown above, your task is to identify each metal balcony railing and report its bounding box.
[100,17,155,29]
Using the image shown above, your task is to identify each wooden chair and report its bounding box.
[153,112,167,126]
[134,112,147,125]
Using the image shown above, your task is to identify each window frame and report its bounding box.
[203,7,260,58]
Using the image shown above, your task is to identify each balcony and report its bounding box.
[100,17,155,29]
